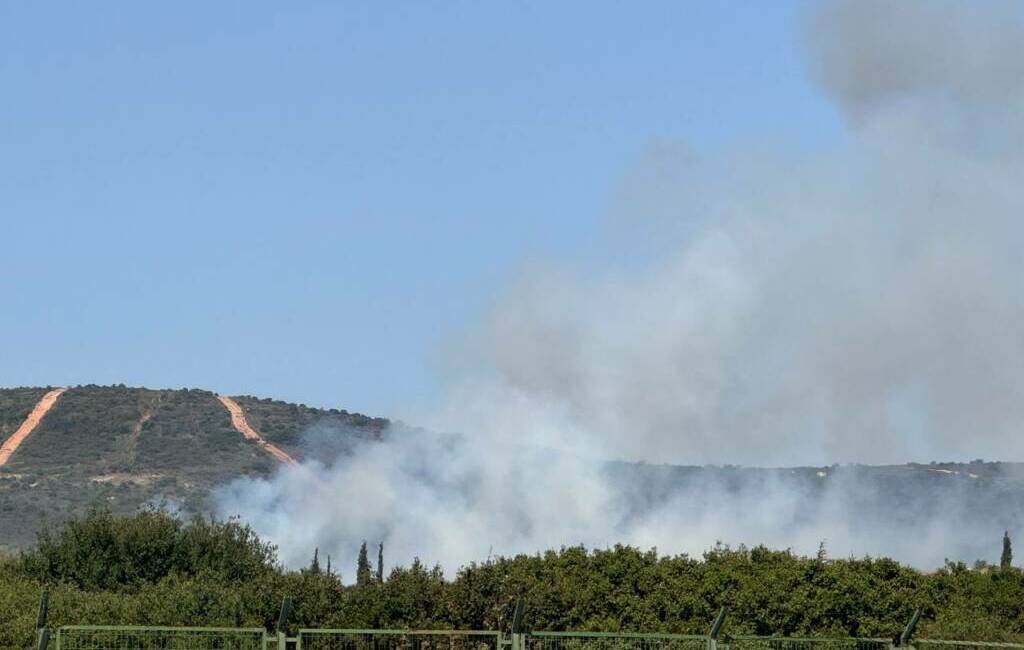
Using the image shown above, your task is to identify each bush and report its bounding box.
[21,509,277,591]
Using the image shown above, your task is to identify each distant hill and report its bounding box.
[3,384,1024,563]
[0,384,388,550]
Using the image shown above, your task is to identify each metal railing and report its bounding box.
[524,631,710,650]
[13,593,1024,650]
[725,637,891,650]
[31,627,1024,650]
[55,626,267,650]
[297,630,503,650]
[914,642,1024,650]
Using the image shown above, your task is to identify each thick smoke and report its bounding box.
[215,0,1024,577]
[436,0,1024,467]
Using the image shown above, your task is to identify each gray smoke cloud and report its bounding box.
[215,0,1024,577]
[806,0,1024,121]
[434,0,1024,467]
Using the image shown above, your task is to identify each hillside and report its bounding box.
[0,385,388,550]
[3,384,1024,564]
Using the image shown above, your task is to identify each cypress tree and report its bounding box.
[356,541,372,585]
[377,542,384,583]
[1002,531,1013,570]
[310,548,321,575]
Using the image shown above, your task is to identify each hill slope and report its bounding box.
[3,384,1024,563]
[0,385,388,550]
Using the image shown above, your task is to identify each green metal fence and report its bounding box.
[725,637,891,650]
[36,625,1024,650]
[297,630,503,650]
[914,641,1024,650]
[55,627,267,650]
[525,632,710,650]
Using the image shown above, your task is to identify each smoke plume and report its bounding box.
[215,0,1024,577]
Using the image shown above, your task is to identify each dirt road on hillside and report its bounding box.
[216,395,297,465]
[0,388,67,466]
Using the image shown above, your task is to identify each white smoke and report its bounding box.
[435,0,1024,467]
[215,0,1024,577]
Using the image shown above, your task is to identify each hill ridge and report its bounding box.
[0,384,388,550]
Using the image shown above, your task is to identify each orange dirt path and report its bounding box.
[0,388,67,467]
[216,395,297,465]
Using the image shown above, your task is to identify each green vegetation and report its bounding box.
[0,387,51,441]
[0,386,388,551]
[232,394,387,456]
[3,511,1024,648]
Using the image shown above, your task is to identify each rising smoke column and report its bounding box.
[436,0,1024,467]
[216,0,1024,577]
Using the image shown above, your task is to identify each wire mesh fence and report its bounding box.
[297,630,503,650]
[55,627,266,650]
[33,625,1024,650]
[524,632,711,650]
[726,637,891,650]
[915,641,1024,650]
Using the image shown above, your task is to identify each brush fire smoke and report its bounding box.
[215,0,1024,578]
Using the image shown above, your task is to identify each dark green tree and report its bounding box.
[357,541,373,585]
[1002,531,1013,570]
[377,542,385,583]
[310,548,321,575]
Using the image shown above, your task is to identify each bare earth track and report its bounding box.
[0,387,66,466]
[216,395,296,465]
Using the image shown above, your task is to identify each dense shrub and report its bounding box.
[20,509,277,590]
[5,512,1024,648]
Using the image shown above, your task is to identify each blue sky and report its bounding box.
[1,1,843,418]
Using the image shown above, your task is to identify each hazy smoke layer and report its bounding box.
[216,0,1024,576]
[216,425,1024,575]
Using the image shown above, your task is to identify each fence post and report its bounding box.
[511,597,525,650]
[276,596,293,650]
[707,607,728,650]
[897,608,922,649]
[36,590,50,650]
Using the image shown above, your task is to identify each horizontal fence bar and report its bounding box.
[729,639,891,644]
[530,634,707,641]
[915,643,1024,649]
[297,629,504,650]
[58,628,266,634]
[56,626,267,650]
[300,632,501,637]
[724,637,892,650]
[524,632,711,650]
[15,625,1020,650]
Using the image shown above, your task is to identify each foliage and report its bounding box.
[231,395,388,453]
[357,542,375,586]
[0,385,386,550]
[20,509,277,591]
[5,513,1024,649]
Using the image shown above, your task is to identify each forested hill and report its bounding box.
[3,384,1024,561]
[0,385,388,550]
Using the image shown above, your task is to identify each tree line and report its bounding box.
[2,510,1024,648]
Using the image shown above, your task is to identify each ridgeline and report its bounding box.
[0,385,387,550]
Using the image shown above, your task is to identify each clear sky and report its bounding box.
[1,2,843,418]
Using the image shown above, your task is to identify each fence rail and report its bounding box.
[525,632,710,650]
[55,626,267,650]
[298,630,503,650]
[24,626,1024,650]
[725,637,892,650]
[914,643,1024,650]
